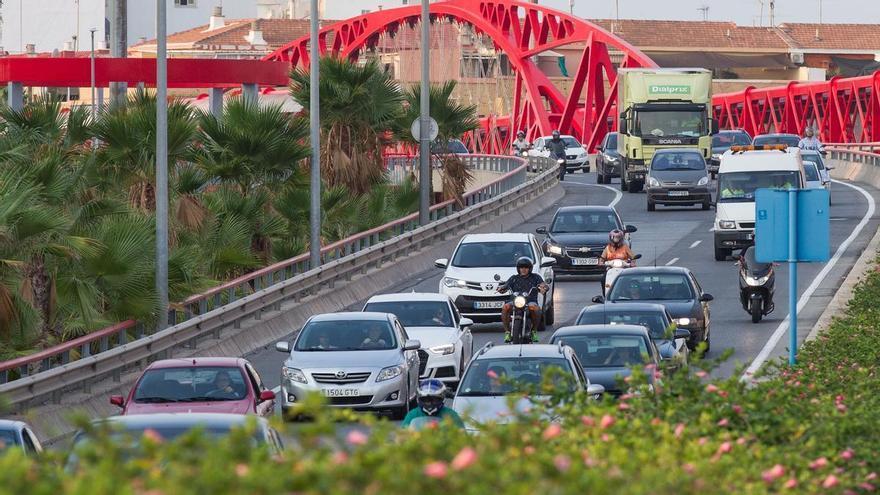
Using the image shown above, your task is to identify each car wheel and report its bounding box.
[620,175,627,191]
[647,197,656,211]
[628,181,641,193]
[597,171,605,184]
[714,247,729,261]
[544,302,555,326]
[702,199,711,210]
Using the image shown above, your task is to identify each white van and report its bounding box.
[713,147,805,261]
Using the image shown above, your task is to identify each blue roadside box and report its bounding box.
[755,189,830,263]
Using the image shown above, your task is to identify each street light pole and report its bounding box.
[90,28,96,121]
[155,0,169,328]
[418,0,431,225]
[308,0,321,269]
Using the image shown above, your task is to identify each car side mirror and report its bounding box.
[625,224,637,233]
[259,390,276,402]
[673,328,691,340]
[592,295,605,304]
[434,258,448,269]
[459,317,474,328]
[586,383,605,396]
[404,339,421,351]
[535,226,548,235]
[540,256,556,268]
[110,395,125,408]
[700,293,714,302]
[710,118,720,135]
[275,341,291,353]
[618,118,627,135]
[632,254,642,260]
[826,164,834,170]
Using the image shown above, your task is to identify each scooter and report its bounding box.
[737,248,775,323]
[603,254,642,296]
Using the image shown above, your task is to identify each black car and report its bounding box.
[549,324,661,397]
[593,266,713,352]
[710,130,751,177]
[536,206,636,275]
[596,132,622,184]
[575,302,690,367]
[645,149,712,211]
[752,133,800,148]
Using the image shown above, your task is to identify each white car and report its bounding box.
[801,150,832,204]
[434,233,556,329]
[363,293,474,385]
[528,135,590,172]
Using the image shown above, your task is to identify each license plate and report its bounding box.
[571,257,600,266]
[323,389,360,397]
[668,190,689,197]
[474,301,505,309]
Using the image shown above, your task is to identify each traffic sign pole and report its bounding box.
[788,189,798,365]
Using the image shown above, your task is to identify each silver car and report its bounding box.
[275,312,421,419]
[0,419,43,456]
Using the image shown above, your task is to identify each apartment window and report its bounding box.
[174,0,197,7]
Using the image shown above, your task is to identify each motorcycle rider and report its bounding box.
[512,130,530,155]
[402,379,465,428]
[598,229,635,291]
[498,257,549,343]
[798,127,824,152]
[545,130,568,181]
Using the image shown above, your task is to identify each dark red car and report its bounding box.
[110,357,275,417]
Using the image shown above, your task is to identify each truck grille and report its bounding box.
[312,372,371,384]
[738,222,755,229]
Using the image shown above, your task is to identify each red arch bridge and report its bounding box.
[1,0,879,151]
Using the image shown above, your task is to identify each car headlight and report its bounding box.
[697,176,709,186]
[282,366,307,384]
[442,277,467,288]
[429,344,455,355]
[608,155,620,162]
[711,154,721,161]
[745,275,770,286]
[376,365,404,382]
[676,317,692,326]
[547,244,563,255]
[648,176,660,187]
[718,220,736,229]
[514,296,527,309]
[578,152,587,158]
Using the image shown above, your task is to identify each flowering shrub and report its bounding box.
[3,261,880,493]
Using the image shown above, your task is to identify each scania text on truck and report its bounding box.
[616,68,717,193]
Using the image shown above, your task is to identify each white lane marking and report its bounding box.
[272,386,281,393]
[560,181,624,208]
[690,240,702,249]
[742,179,876,380]
[665,257,679,266]
[708,225,715,232]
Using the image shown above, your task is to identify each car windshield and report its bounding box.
[753,135,800,147]
[553,335,649,368]
[717,171,800,202]
[295,320,396,351]
[133,367,249,404]
[605,134,618,148]
[651,152,705,171]
[633,109,705,138]
[451,241,533,268]
[363,301,453,327]
[550,211,619,233]
[712,132,751,148]
[457,357,574,396]
[803,163,820,182]
[576,311,669,339]
[560,137,581,148]
[802,154,826,171]
[0,430,18,452]
[609,273,694,301]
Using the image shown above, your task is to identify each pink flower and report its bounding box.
[868,473,879,481]
[705,384,719,393]
[822,475,840,489]
[619,393,634,401]
[651,418,662,426]
[783,478,798,490]
[717,418,729,427]
[698,437,708,446]
[736,437,747,445]
[674,423,686,438]
[600,414,615,429]
[683,463,696,474]
[860,483,876,492]
[553,455,572,472]
[543,423,562,440]
[332,451,349,464]
[524,446,535,455]
[837,403,848,413]
[451,447,478,471]
[717,442,733,455]
[486,369,498,379]
[732,405,743,414]
[840,449,855,461]
[346,430,368,446]
[809,457,829,470]
[424,462,448,479]
[618,402,630,411]
[695,370,708,378]
[582,451,596,467]
[235,464,250,477]
[601,433,611,442]
[580,415,595,427]
[142,428,164,444]
[762,464,786,484]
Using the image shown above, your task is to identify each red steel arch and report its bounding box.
[264,0,656,153]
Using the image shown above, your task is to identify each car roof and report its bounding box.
[553,205,616,214]
[652,148,704,155]
[580,302,668,313]
[538,135,577,140]
[719,149,803,173]
[310,312,393,322]
[755,133,799,138]
[618,266,692,276]
[365,293,451,303]
[460,233,532,243]
[94,413,266,429]
[0,419,27,431]
[475,344,569,359]
[147,357,246,370]
[551,324,650,338]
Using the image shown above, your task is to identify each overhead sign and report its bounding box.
[411,117,439,142]
[648,85,691,96]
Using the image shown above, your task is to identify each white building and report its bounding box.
[1,0,325,55]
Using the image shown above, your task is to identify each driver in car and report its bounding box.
[208,371,239,399]
[497,257,548,343]
[361,325,389,348]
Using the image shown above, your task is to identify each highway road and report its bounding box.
[246,170,880,394]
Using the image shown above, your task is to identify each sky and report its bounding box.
[324,0,880,25]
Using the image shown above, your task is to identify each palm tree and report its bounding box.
[290,57,403,195]
[396,81,479,206]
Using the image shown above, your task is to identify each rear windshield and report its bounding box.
[651,152,705,171]
[551,335,649,368]
[452,241,533,268]
[712,132,751,148]
[803,163,820,181]
[609,273,694,301]
[576,311,669,339]
[133,367,249,404]
[295,320,397,351]
[801,154,826,170]
[753,135,800,147]
[0,430,18,452]
[457,357,574,396]
[363,301,453,328]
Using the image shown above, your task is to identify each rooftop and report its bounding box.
[477,343,568,359]
[146,357,245,369]
[365,293,452,303]
[550,324,650,337]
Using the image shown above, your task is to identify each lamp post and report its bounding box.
[308,0,321,269]
[90,28,96,121]
[418,0,431,225]
[155,0,169,328]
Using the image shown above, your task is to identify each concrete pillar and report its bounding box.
[241,83,258,106]
[96,87,104,113]
[208,88,224,119]
[7,82,23,111]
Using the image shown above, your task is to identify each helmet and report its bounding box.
[515,256,534,274]
[417,379,447,415]
[805,127,814,137]
[517,130,526,138]
[609,229,624,246]
[552,130,561,139]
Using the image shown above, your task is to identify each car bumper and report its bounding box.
[440,285,510,320]
[563,156,589,170]
[714,230,754,249]
[627,170,647,182]
[601,161,622,176]
[546,254,604,274]
[280,372,408,411]
[646,186,711,204]
[420,351,461,382]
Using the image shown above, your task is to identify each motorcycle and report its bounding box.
[737,248,775,323]
[500,286,541,344]
[603,254,642,297]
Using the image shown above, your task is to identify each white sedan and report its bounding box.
[363,293,474,385]
[528,135,590,172]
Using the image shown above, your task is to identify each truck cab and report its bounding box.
[713,146,806,261]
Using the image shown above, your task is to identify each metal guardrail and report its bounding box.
[828,148,880,167]
[0,155,554,388]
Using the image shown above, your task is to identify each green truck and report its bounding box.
[616,68,717,193]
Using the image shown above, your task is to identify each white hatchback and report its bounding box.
[363,293,474,385]
[434,233,556,328]
[528,135,590,172]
